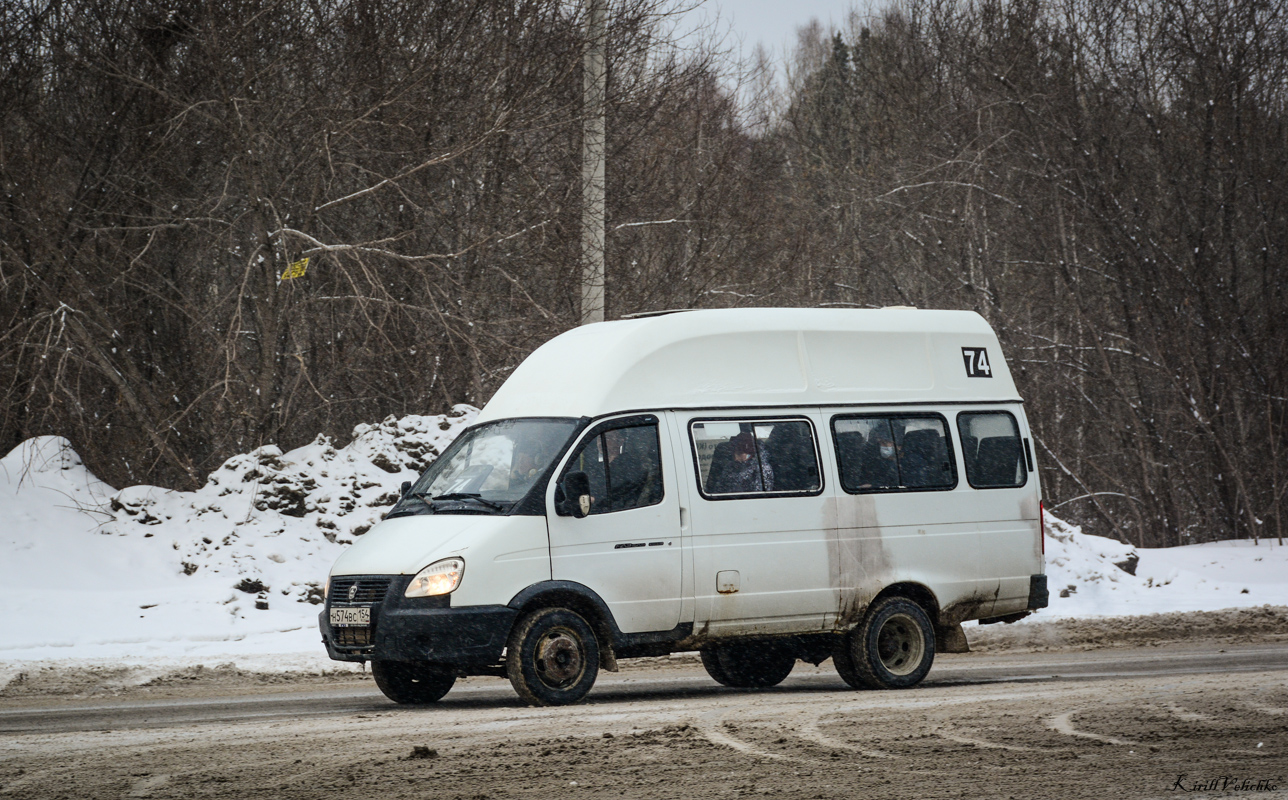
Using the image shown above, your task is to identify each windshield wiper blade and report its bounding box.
[427,492,505,511]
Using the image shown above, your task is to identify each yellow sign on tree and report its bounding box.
[280,257,310,281]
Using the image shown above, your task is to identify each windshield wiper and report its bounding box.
[423,492,506,512]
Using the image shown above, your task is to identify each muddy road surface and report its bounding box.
[3,640,1286,800]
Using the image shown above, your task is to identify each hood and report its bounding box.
[329,514,493,576]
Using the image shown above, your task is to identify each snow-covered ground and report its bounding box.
[1040,513,1288,617]
[0,407,475,676]
[2,409,1286,677]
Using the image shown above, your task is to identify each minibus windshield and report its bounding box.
[401,418,579,513]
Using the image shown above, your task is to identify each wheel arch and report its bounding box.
[507,580,620,669]
[870,581,971,654]
[871,581,941,622]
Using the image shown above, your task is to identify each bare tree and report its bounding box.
[1,0,762,488]
[761,0,1288,545]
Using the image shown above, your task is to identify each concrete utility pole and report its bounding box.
[580,0,607,325]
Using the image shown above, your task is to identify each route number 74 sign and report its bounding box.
[962,347,993,378]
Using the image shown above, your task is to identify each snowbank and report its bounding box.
[1039,513,1288,619]
[2,412,1285,674]
[0,406,476,667]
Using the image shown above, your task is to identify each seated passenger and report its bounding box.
[857,429,899,489]
[765,422,819,492]
[708,432,773,494]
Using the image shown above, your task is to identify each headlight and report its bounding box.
[405,558,464,597]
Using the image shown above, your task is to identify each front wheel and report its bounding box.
[506,607,600,706]
[834,596,935,690]
[371,660,456,704]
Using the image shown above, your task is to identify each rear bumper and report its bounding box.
[319,575,516,665]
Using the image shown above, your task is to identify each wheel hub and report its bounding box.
[535,628,584,687]
[876,613,925,676]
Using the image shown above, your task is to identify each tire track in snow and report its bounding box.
[1047,710,1138,746]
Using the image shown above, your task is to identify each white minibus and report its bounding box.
[320,308,1047,705]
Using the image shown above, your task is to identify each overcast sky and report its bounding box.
[682,0,873,59]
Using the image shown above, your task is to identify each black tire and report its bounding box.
[506,607,600,706]
[700,647,735,686]
[703,641,795,688]
[371,660,456,704]
[834,596,935,690]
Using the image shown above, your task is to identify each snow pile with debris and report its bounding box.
[0,406,476,664]
[2,409,1286,669]
[1038,513,1288,619]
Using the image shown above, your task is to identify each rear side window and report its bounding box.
[832,415,956,493]
[690,418,822,498]
[957,411,1027,488]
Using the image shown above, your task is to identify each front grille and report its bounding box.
[333,627,374,648]
[330,576,393,604]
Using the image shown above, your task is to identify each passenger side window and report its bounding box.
[562,422,664,514]
[957,412,1027,488]
[832,415,956,493]
[690,419,822,497]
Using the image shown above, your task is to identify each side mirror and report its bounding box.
[559,471,592,518]
[400,481,412,499]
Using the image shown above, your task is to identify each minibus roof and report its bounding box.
[476,308,1021,423]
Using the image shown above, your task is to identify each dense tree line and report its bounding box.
[1,0,762,486]
[758,0,1288,546]
[2,0,1284,546]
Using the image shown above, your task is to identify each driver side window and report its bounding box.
[562,421,664,515]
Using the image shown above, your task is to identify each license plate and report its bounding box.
[329,606,370,627]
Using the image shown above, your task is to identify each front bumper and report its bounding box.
[319,574,517,665]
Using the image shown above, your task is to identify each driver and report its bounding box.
[510,441,547,490]
[603,427,661,510]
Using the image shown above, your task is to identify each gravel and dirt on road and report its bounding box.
[4,606,1285,702]
[2,607,1286,800]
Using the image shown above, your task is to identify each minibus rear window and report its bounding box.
[832,414,957,493]
[690,418,822,498]
[956,411,1028,488]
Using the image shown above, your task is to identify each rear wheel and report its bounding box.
[699,648,734,686]
[506,607,600,706]
[371,660,456,704]
[834,596,935,690]
[702,641,795,688]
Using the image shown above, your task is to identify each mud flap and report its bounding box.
[1027,574,1049,610]
[935,622,970,654]
[600,645,619,672]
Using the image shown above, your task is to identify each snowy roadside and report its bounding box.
[2,407,1286,690]
[0,406,477,681]
[1037,514,1288,617]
